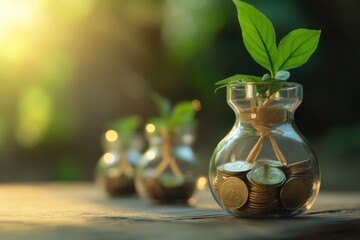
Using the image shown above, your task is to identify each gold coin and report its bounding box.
[219,177,248,209]
[255,159,283,167]
[280,178,309,210]
[221,161,254,173]
[250,166,285,186]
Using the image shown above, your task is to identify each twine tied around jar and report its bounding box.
[244,98,287,165]
[154,132,184,179]
[117,151,135,178]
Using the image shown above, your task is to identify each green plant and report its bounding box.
[216,0,321,95]
[147,93,198,179]
[108,115,142,148]
[149,93,197,134]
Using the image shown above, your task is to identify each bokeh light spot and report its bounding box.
[192,99,201,111]
[103,152,116,164]
[145,150,156,160]
[196,176,207,190]
[105,130,118,142]
[145,123,156,133]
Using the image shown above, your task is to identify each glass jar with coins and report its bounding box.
[135,123,198,204]
[209,82,320,217]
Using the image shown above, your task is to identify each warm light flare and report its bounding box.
[145,123,156,133]
[105,130,118,142]
[0,0,37,40]
[103,153,116,164]
[145,150,156,160]
[192,99,201,111]
[196,176,208,190]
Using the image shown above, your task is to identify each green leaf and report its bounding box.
[215,74,262,93]
[109,115,142,146]
[275,70,290,80]
[147,117,168,129]
[262,73,271,80]
[276,29,321,71]
[258,78,286,97]
[215,74,262,86]
[110,116,141,134]
[169,101,195,128]
[234,0,277,76]
[151,92,171,118]
[256,84,268,96]
[268,82,284,96]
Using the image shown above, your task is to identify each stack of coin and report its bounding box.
[279,160,314,210]
[214,159,316,215]
[214,161,254,195]
[280,177,310,211]
[213,171,227,195]
[242,166,286,213]
[219,177,249,211]
[255,159,283,168]
[282,160,313,180]
[282,160,314,193]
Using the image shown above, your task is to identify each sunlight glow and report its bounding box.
[0,0,37,40]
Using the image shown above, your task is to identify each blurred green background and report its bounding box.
[0,0,359,190]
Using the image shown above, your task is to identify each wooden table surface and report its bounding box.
[0,182,359,240]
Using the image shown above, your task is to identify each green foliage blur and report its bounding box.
[149,93,197,134]
[0,0,359,189]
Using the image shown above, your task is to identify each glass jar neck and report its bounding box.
[102,137,123,152]
[227,82,303,124]
[145,125,196,147]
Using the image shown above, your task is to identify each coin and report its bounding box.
[249,166,285,186]
[280,177,309,210]
[213,175,226,195]
[219,177,248,209]
[255,159,283,167]
[221,161,254,173]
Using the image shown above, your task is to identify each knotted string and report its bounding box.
[154,132,184,178]
[245,98,287,165]
[117,151,135,177]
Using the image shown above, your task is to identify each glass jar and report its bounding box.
[135,124,198,204]
[209,82,320,217]
[95,130,142,197]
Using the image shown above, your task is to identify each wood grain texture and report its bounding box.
[0,183,359,240]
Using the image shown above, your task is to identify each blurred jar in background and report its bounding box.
[95,116,143,197]
[135,122,199,204]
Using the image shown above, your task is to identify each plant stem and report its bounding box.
[269,135,287,165]
[245,95,287,165]
[154,134,184,179]
[246,135,265,164]
[116,151,134,177]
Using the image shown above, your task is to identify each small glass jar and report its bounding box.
[209,82,320,217]
[135,123,198,204]
[95,130,142,197]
